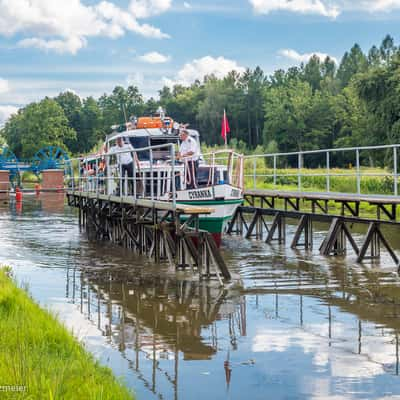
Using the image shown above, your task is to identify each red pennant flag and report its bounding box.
[221,109,230,145]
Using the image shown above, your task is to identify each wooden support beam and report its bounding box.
[226,207,240,235]
[357,222,399,265]
[265,212,286,244]
[337,200,360,217]
[291,215,313,249]
[245,210,260,239]
[244,194,255,206]
[284,197,300,211]
[373,203,397,221]
[260,196,275,209]
[320,218,359,256]
[204,232,231,281]
[310,199,329,214]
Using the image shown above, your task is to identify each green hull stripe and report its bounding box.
[180,215,233,233]
[199,217,231,233]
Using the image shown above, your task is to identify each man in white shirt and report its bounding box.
[110,137,135,194]
[177,129,199,189]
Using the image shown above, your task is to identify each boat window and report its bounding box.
[150,137,179,161]
[129,136,150,161]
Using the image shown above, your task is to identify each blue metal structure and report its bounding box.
[31,146,71,175]
[0,145,71,187]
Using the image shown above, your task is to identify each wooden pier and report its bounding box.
[66,191,231,283]
[228,190,400,266]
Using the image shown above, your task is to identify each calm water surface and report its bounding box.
[2,194,400,400]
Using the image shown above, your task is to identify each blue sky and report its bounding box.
[1,0,400,124]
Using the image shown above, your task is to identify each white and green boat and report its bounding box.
[103,111,244,246]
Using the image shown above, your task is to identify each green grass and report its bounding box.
[0,267,134,400]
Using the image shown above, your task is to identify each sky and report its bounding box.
[1,0,400,125]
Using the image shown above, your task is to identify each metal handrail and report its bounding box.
[243,143,400,196]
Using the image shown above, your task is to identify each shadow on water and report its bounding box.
[2,195,400,399]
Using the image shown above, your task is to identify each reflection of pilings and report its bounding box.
[65,268,245,400]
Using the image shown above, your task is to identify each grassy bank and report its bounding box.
[0,267,133,400]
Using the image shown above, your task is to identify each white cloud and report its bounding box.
[0,105,19,126]
[0,0,170,55]
[249,0,340,18]
[0,78,9,94]
[279,48,338,64]
[139,51,170,63]
[130,0,172,18]
[363,0,400,11]
[183,2,192,8]
[163,55,245,87]
[18,37,87,55]
[249,0,400,18]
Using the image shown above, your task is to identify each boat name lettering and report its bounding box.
[230,189,240,197]
[188,189,212,199]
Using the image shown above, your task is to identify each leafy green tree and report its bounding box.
[2,98,75,159]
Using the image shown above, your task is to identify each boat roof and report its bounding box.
[106,128,200,142]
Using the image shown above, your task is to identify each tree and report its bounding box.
[380,34,396,64]
[2,98,75,159]
[79,97,103,153]
[303,55,323,91]
[54,91,82,153]
[337,44,368,87]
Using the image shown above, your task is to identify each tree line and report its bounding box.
[1,34,400,160]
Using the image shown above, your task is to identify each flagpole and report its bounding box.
[224,109,227,148]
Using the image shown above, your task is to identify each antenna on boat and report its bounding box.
[121,103,128,125]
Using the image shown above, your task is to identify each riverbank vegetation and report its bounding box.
[0,267,133,400]
[1,34,400,162]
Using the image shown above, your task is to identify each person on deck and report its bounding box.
[177,129,199,189]
[110,137,135,195]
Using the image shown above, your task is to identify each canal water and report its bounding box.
[2,194,400,400]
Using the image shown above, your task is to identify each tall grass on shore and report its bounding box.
[0,267,133,400]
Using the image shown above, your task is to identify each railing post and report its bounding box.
[95,158,99,195]
[150,148,154,201]
[298,153,302,191]
[105,153,110,195]
[394,146,398,196]
[119,163,122,198]
[133,150,137,200]
[253,157,257,189]
[71,161,74,192]
[171,144,176,209]
[326,151,330,193]
[78,158,81,192]
[124,171,128,196]
[273,155,277,188]
[356,149,361,195]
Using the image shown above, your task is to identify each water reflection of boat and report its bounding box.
[65,267,246,399]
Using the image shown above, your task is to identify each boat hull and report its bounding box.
[178,196,243,247]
